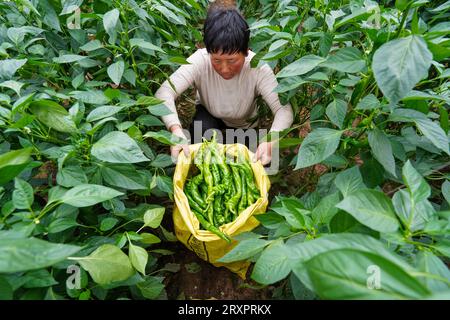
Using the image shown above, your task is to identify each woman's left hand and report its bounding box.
[253,141,275,165]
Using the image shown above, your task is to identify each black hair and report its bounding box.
[203,8,250,55]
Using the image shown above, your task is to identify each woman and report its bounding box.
[155,1,293,165]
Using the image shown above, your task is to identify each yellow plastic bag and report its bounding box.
[172,142,271,279]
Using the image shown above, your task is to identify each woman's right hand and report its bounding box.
[170,125,190,163]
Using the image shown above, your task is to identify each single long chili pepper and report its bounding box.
[203,144,214,197]
[192,209,231,243]
[247,188,254,206]
[199,183,208,199]
[186,192,206,217]
[227,166,242,219]
[194,146,204,173]
[191,174,206,208]
[211,163,221,185]
[214,195,225,226]
[186,179,206,209]
[238,168,247,214]
[206,202,215,226]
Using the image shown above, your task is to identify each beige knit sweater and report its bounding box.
[155,48,294,132]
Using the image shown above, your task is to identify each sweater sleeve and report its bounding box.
[256,64,294,132]
[154,50,204,130]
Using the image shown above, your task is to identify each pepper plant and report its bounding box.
[220,0,449,299]
[0,0,208,300]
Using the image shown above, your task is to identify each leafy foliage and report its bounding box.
[0,0,449,300]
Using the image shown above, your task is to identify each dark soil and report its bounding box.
[160,242,273,300]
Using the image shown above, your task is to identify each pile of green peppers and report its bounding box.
[184,133,260,243]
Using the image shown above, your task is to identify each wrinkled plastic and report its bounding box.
[172,142,271,279]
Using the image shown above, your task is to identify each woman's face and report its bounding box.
[210,50,247,80]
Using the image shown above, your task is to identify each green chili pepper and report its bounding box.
[203,144,214,199]
[206,202,215,226]
[186,179,206,209]
[211,163,221,185]
[194,146,204,173]
[192,209,231,243]
[238,168,247,214]
[186,192,206,217]
[227,166,242,219]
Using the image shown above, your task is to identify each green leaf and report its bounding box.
[274,76,308,93]
[0,238,81,273]
[71,72,84,89]
[402,160,430,203]
[368,128,397,177]
[56,166,88,188]
[86,105,124,122]
[52,55,86,64]
[12,178,34,210]
[140,233,161,245]
[415,118,450,155]
[305,249,430,299]
[270,198,309,229]
[276,55,325,78]
[396,0,410,10]
[22,269,58,288]
[289,233,412,270]
[218,238,270,263]
[0,276,13,299]
[143,207,165,228]
[57,184,124,207]
[295,128,343,169]
[136,96,164,106]
[392,189,434,232]
[72,244,134,285]
[103,9,121,45]
[373,35,433,104]
[150,154,173,168]
[334,166,365,197]
[0,80,25,96]
[137,276,164,299]
[388,108,428,122]
[143,130,186,146]
[336,189,400,233]
[70,90,110,105]
[128,242,148,275]
[442,180,450,205]
[100,217,119,232]
[322,47,366,73]
[156,175,173,195]
[251,240,291,285]
[136,115,164,127]
[48,217,79,234]
[0,59,27,80]
[129,38,165,54]
[0,148,32,185]
[91,131,149,163]
[311,192,340,225]
[356,94,381,110]
[107,61,124,85]
[154,5,186,25]
[326,99,347,129]
[80,40,103,52]
[100,164,147,190]
[416,251,450,292]
[29,100,77,133]
[148,104,173,116]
